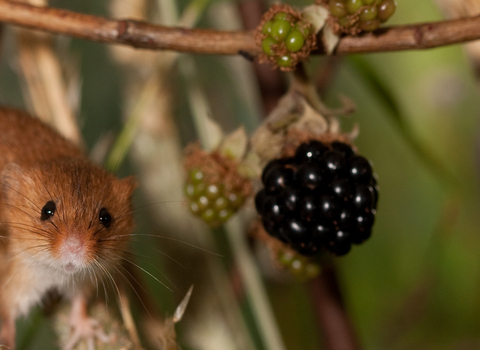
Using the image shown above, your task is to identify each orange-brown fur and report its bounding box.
[0,107,136,347]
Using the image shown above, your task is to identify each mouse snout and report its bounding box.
[57,234,91,272]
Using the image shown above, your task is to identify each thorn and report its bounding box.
[173,285,194,323]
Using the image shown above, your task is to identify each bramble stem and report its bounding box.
[1,1,480,56]
[309,264,361,350]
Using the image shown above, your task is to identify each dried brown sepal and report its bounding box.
[317,0,370,36]
[251,91,357,169]
[328,15,363,36]
[254,4,317,71]
[183,143,252,199]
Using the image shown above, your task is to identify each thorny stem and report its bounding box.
[1,1,480,56]
[309,263,361,350]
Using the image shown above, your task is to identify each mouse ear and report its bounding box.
[0,163,27,197]
[118,175,138,198]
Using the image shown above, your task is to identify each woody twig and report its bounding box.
[1,1,480,56]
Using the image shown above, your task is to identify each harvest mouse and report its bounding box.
[0,106,136,348]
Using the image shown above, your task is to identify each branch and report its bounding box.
[309,264,361,350]
[336,17,480,54]
[0,0,257,55]
[1,1,480,56]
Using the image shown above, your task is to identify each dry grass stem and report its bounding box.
[13,0,80,145]
[118,286,143,349]
[15,9,81,145]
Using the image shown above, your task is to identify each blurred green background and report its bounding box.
[2,0,480,349]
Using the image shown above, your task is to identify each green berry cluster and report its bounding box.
[258,9,313,70]
[277,250,320,280]
[185,169,246,226]
[328,0,396,33]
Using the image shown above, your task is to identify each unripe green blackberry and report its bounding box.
[262,37,277,56]
[255,4,316,71]
[277,55,293,68]
[277,250,321,280]
[285,30,305,52]
[185,169,246,226]
[184,144,252,227]
[256,139,378,257]
[261,12,309,67]
[326,0,396,34]
[271,18,292,42]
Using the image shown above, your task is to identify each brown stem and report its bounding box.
[1,1,480,56]
[309,263,361,350]
[334,17,480,54]
[238,0,286,114]
[316,57,343,97]
[0,0,257,55]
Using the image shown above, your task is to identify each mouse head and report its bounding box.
[0,158,137,275]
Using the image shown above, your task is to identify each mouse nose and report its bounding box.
[58,235,89,271]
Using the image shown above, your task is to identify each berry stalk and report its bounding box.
[309,264,361,350]
[238,0,287,115]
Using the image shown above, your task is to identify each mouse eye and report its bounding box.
[41,201,56,221]
[99,208,111,228]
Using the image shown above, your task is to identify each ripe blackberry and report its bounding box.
[296,163,325,189]
[255,140,378,256]
[295,140,327,163]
